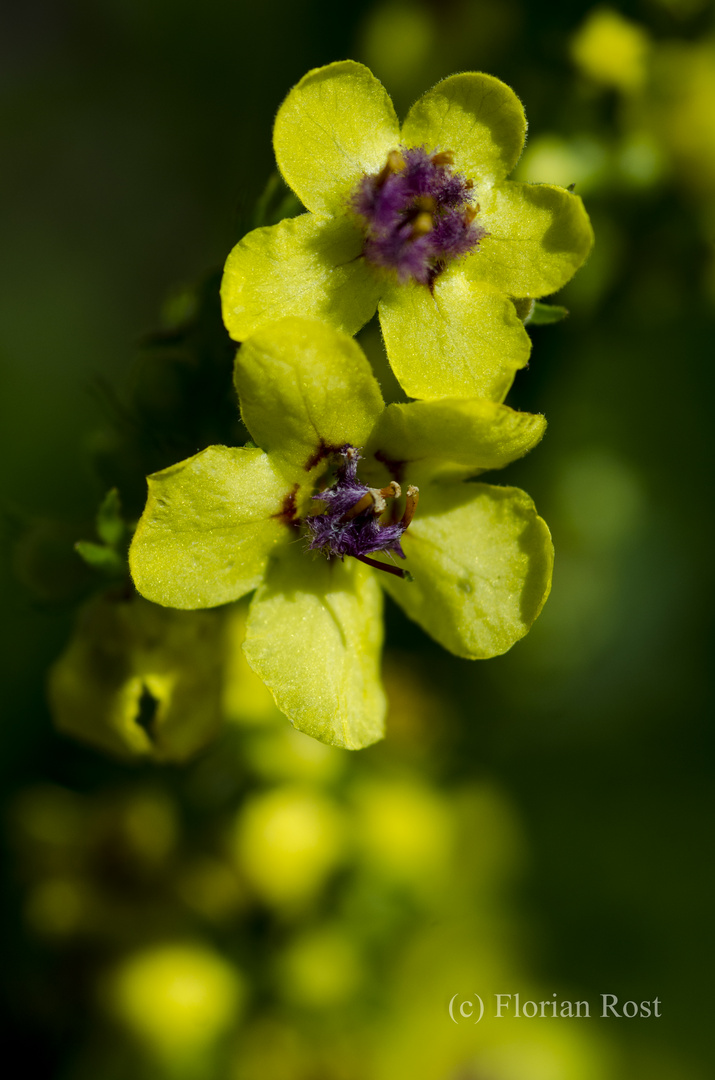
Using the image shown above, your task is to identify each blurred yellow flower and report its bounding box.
[352,777,453,892]
[571,8,650,93]
[105,943,244,1062]
[231,786,345,909]
[48,592,225,762]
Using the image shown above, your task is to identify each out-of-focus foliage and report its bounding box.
[1,0,713,1078]
[7,648,622,1080]
[48,592,226,761]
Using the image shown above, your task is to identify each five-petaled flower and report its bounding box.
[129,318,553,750]
[221,61,594,402]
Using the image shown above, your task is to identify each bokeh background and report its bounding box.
[1,0,714,1077]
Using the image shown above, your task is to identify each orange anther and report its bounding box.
[400,486,420,530]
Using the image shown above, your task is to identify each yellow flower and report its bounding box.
[221,61,593,401]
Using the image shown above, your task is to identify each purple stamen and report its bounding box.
[350,146,487,287]
[304,446,418,579]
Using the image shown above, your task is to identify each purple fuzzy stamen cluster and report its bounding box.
[350,146,486,286]
[304,447,407,562]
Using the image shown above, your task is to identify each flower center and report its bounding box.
[304,446,418,580]
[350,146,486,288]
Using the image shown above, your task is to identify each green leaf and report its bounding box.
[96,487,125,547]
[527,301,569,325]
[244,549,386,750]
[236,318,384,476]
[273,60,400,215]
[378,273,531,402]
[75,540,126,577]
[466,181,594,298]
[401,72,527,184]
[381,483,553,659]
[129,446,292,609]
[366,398,547,484]
[48,593,225,762]
[221,213,382,343]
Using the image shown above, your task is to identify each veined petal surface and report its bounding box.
[244,549,386,750]
[468,181,594,297]
[129,447,290,609]
[378,273,531,401]
[367,398,547,484]
[401,73,526,185]
[274,60,400,215]
[382,483,553,659]
[221,214,382,342]
[237,318,384,476]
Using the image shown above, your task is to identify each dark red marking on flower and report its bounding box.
[304,440,342,472]
[374,449,406,486]
[350,146,488,287]
[273,483,300,527]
